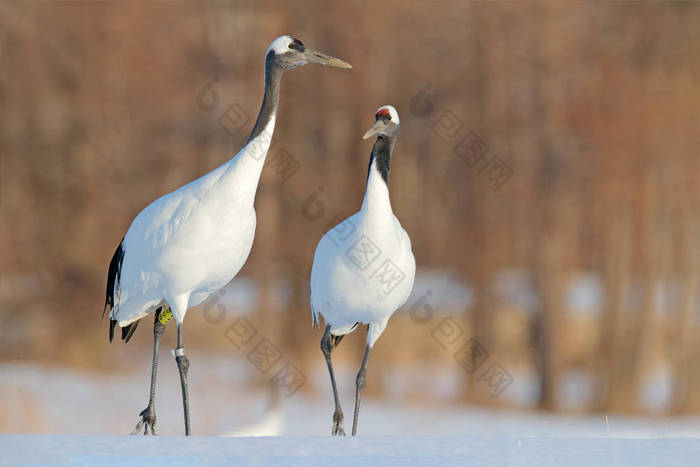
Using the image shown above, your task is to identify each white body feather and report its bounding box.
[310,157,415,347]
[112,118,276,325]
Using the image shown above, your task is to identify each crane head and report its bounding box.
[363,105,400,140]
[267,36,352,70]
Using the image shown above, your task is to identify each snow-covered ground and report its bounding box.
[2,358,700,465]
[3,435,700,467]
[3,358,698,438]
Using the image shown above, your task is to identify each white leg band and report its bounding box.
[172,348,186,357]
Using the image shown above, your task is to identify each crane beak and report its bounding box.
[362,120,383,140]
[304,48,352,69]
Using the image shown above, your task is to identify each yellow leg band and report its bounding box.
[158,307,173,325]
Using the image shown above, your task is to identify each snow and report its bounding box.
[1,435,700,466]
[2,357,700,465]
[3,360,694,437]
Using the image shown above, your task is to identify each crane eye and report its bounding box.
[289,38,305,50]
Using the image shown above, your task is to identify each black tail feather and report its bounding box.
[331,322,359,348]
[104,241,161,345]
[331,334,344,347]
[104,238,125,342]
[112,306,163,344]
[109,319,116,343]
[109,317,141,344]
[122,320,139,343]
[103,238,125,320]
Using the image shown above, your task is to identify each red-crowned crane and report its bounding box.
[103,36,351,436]
[310,106,415,435]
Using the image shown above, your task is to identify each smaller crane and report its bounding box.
[310,106,415,435]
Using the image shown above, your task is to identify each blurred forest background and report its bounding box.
[1,0,700,430]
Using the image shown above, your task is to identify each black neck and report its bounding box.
[247,51,283,143]
[367,135,394,185]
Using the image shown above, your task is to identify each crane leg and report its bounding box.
[131,309,167,435]
[351,344,371,436]
[175,321,191,436]
[321,324,345,436]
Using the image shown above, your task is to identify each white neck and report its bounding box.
[221,115,276,204]
[360,158,393,226]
